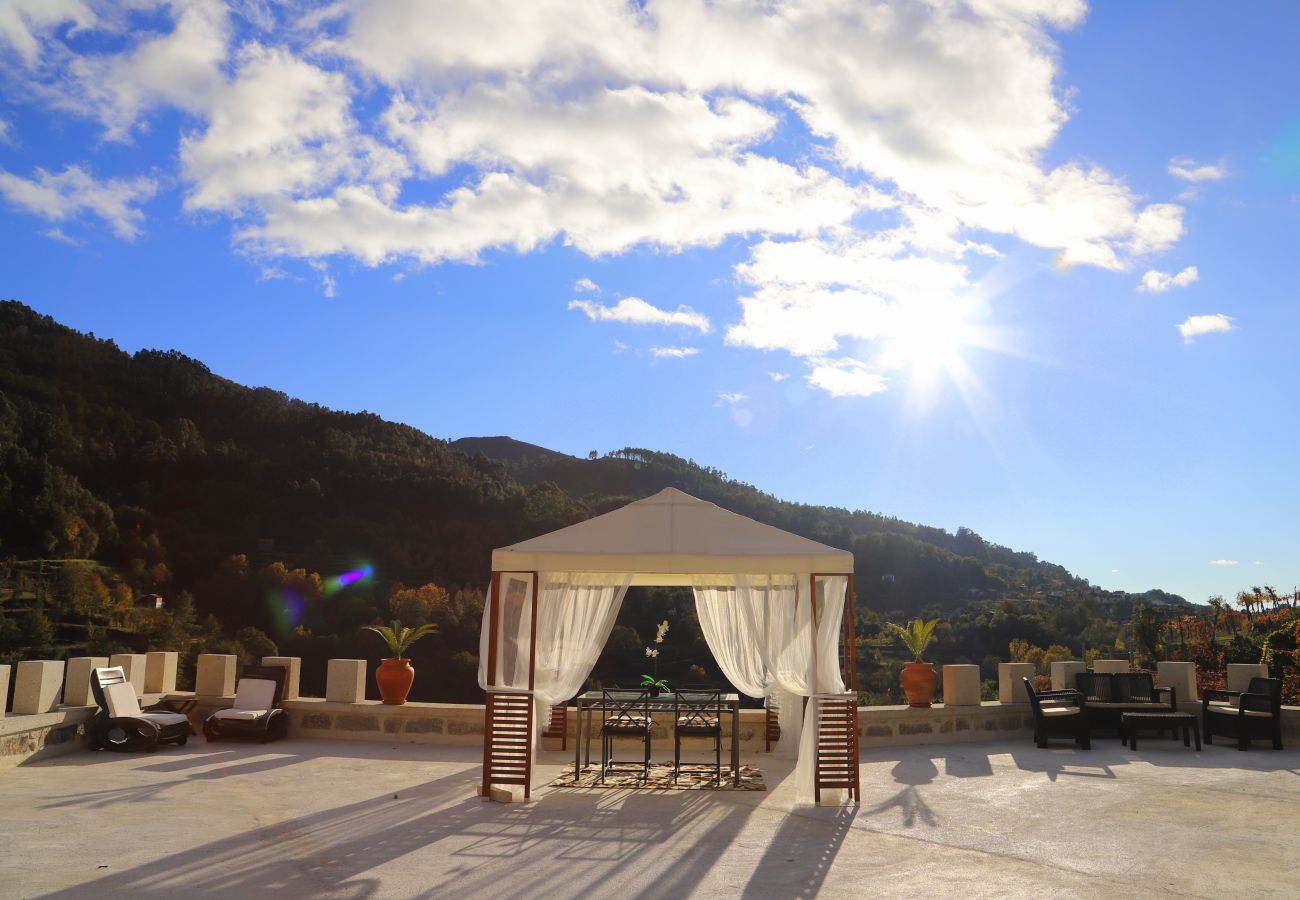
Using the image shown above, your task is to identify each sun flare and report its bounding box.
[879,300,980,389]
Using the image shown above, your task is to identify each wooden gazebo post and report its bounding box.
[813,572,861,804]
[480,570,540,800]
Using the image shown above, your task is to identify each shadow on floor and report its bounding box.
[40,752,762,899]
[740,806,857,899]
[40,752,309,810]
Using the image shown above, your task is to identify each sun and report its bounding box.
[878,298,980,390]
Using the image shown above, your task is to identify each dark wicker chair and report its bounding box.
[1074,671,1175,732]
[674,689,723,784]
[1024,678,1090,749]
[1203,676,1283,751]
[203,665,289,743]
[600,689,652,783]
[89,666,191,752]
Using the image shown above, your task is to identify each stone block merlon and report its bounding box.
[14,660,64,715]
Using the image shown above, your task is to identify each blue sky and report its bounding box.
[1,1,1297,604]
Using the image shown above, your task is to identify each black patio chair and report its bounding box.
[203,665,289,743]
[89,666,191,752]
[1024,678,1090,749]
[674,689,723,784]
[1203,676,1283,751]
[600,689,652,783]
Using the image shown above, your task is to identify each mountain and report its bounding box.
[0,299,1175,627]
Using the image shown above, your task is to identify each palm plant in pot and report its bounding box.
[363,619,438,705]
[888,618,939,707]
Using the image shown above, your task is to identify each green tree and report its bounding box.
[1130,599,1165,668]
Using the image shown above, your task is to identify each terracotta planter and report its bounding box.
[900,661,937,708]
[376,658,415,705]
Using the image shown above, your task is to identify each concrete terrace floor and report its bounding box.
[2,737,1298,899]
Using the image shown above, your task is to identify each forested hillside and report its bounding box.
[7,299,1252,704]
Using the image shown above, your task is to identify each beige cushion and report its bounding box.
[1206,705,1272,718]
[212,708,267,721]
[233,678,277,711]
[1041,706,1081,717]
[139,711,189,726]
[104,682,142,718]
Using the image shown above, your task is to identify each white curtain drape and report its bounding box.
[692,573,849,805]
[478,571,633,750]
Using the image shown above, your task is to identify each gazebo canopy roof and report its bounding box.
[491,487,853,585]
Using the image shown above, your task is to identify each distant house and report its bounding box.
[139,593,165,610]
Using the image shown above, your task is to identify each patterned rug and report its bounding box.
[549,762,766,791]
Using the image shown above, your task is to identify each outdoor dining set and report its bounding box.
[571,687,743,786]
[1023,670,1285,753]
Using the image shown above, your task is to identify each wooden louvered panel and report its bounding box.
[765,695,781,752]
[483,689,534,798]
[815,693,860,803]
[543,702,568,751]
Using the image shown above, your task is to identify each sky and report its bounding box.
[0,1,1297,604]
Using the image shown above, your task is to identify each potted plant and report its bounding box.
[639,674,670,697]
[641,619,670,696]
[362,619,438,705]
[888,618,939,707]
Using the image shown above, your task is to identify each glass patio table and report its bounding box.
[574,690,742,786]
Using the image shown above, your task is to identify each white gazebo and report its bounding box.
[478,487,859,803]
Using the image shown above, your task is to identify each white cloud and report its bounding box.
[0,0,1192,374]
[716,392,748,406]
[1139,265,1199,293]
[9,1,1173,269]
[1253,560,1265,566]
[727,283,892,357]
[0,0,94,67]
[568,297,711,333]
[805,358,889,398]
[308,260,336,297]
[63,0,230,140]
[0,118,10,144]
[1178,314,1235,342]
[574,277,600,293]
[181,44,403,213]
[650,346,699,358]
[1169,157,1227,183]
[768,371,789,382]
[1209,559,1239,566]
[39,227,82,246]
[0,164,157,238]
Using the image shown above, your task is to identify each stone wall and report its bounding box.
[5,651,1300,770]
[0,707,96,770]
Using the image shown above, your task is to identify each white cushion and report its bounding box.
[104,682,142,718]
[212,707,268,721]
[1040,706,1081,717]
[233,678,277,711]
[1206,705,1272,718]
[139,711,190,726]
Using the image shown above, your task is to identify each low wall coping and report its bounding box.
[0,705,96,738]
